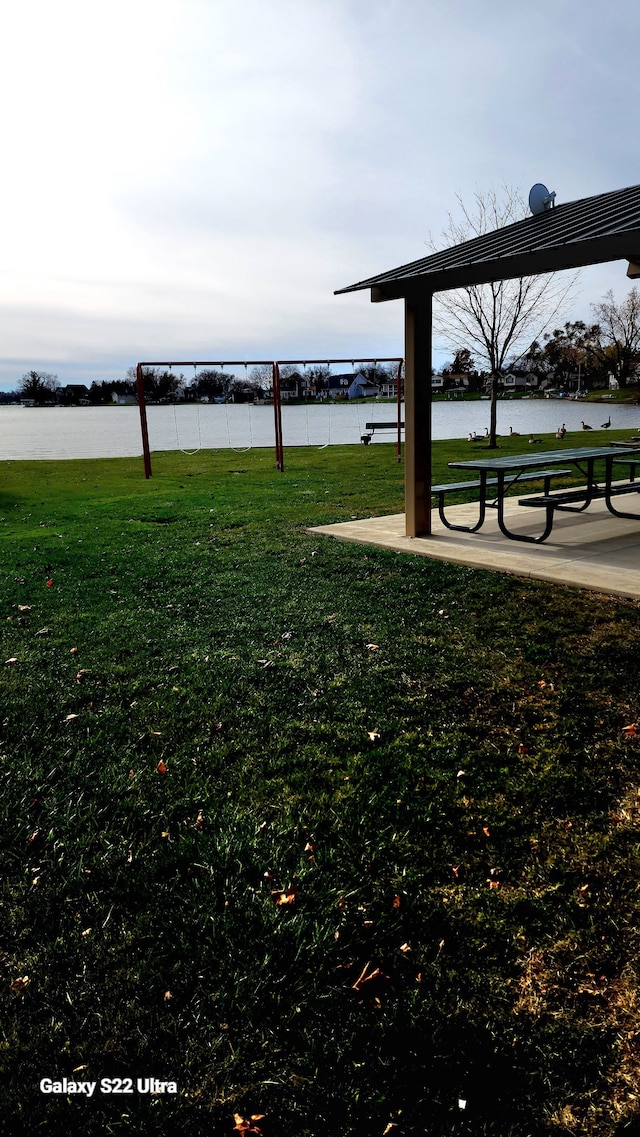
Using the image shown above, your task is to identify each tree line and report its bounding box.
[6,362,400,405]
[441,292,640,391]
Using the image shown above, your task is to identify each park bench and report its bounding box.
[432,469,571,530]
[361,420,404,444]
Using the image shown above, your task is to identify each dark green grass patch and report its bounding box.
[1,441,640,1136]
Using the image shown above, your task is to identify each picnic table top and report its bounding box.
[449,444,639,473]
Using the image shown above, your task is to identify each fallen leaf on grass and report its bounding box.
[17,605,32,612]
[233,1113,265,1135]
[366,643,379,650]
[70,646,79,655]
[164,990,173,1002]
[4,657,18,665]
[368,731,380,742]
[75,670,90,683]
[399,943,411,953]
[392,895,401,908]
[64,714,80,723]
[10,976,30,994]
[623,724,639,736]
[156,760,168,775]
[352,962,390,991]
[46,579,53,588]
[272,886,298,906]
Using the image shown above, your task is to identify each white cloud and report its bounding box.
[0,0,638,388]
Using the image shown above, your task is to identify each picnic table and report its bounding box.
[441,445,640,544]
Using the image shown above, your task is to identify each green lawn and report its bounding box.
[2,439,640,1136]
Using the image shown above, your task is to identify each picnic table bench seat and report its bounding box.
[432,469,571,530]
[519,479,640,512]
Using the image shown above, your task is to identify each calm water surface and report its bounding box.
[1,400,638,461]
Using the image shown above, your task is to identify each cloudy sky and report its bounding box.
[0,0,638,391]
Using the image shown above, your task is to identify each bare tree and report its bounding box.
[590,288,640,388]
[426,185,578,446]
[248,364,275,393]
[19,371,59,404]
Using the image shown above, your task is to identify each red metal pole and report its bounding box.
[273,361,284,471]
[136,363,152,479]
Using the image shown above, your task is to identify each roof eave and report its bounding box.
[337,228,640,303]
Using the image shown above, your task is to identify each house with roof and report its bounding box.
[59,384,91,405]
[347,374,379,399]
[325,373,352,398]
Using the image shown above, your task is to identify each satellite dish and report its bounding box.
[529,183,556,215]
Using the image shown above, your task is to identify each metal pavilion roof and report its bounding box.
[335,183,640,301]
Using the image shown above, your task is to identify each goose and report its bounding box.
[556,424,566,439]
[509,426,520,436]
[581,421,593,430]
[529,435,543,444]
[468,431,483,442]
[601,416,612,428]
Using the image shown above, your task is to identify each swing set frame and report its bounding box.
[135,357,403,478]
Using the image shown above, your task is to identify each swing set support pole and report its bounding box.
[136,362,153,479]
[273,362,284,471]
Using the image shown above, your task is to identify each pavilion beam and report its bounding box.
[404,293,433,537]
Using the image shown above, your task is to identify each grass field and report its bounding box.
[2,437,640,1136]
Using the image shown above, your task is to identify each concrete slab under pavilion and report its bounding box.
[309,495,640,600]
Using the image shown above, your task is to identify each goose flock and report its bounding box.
[467,417,616,443]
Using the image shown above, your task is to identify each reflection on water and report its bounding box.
[1,400,639,461]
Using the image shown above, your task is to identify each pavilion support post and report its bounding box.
[404,293,433,536]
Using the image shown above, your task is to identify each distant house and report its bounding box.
[379,375,400,398]
[60,384,90,405]
[500,373,527,392]
[485,373,537,393]
[326,373,352,398]
[348,374,379,399]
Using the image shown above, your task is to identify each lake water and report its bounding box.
[1,399,639,461]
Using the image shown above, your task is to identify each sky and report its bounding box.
[0,0,638,392]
